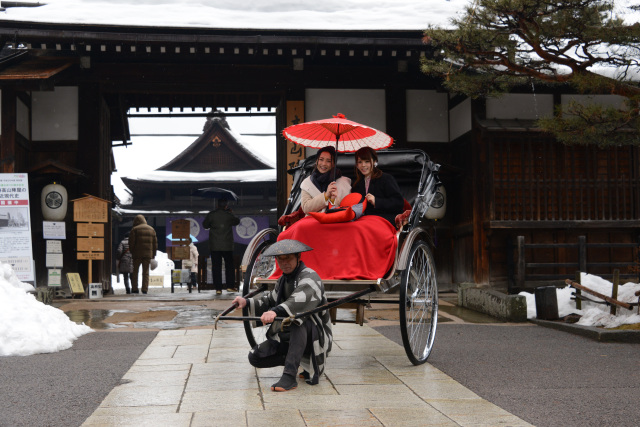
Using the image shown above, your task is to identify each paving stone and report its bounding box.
[301,408,383,426]
[246,409,306,427]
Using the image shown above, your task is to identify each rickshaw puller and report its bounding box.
[232,239,333,392]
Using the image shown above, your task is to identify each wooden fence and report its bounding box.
[513,235,640,292]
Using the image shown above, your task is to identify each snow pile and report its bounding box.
[112,251,176,289]
[0,263,93,357]
[520,272,640,328]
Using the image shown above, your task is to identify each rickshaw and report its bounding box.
[239,149,445,365]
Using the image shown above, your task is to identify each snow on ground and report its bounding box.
[519,272,640,328]
[112,250,178,290]
[0,263,93,357]
[3,253,639,357]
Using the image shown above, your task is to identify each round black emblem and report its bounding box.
[45,191,63,209]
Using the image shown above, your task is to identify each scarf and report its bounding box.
[310,168,342,193]
[276,260,304,304]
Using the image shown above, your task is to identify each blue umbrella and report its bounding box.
[193,187,238,201]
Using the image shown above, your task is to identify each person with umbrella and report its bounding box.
[300,146,351,214]
[351,146,405,226]
[231,239,332,392]
[203,198,240,295]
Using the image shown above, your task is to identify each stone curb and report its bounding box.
[457,283,528,322]
[530,318,640,343]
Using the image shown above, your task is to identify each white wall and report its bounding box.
[449,98,472,141]
[305,88,386,132]
[486,93,554,119]
[32,86,78,141]
[406,90,449,142]
[16,97,29,139]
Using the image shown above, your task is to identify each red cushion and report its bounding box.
[310,192,368,224]
[340,192,366,208]
[308,207,355,223]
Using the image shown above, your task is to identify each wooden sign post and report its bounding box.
[72,195,110,290]
[171,219,191,261]
[170,219,191,293]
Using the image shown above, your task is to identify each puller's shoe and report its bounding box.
[271,374,298,392]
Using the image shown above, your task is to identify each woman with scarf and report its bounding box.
[300,146,351,214]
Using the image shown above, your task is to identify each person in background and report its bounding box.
[129,214,158,295]
[116,231,133,294]
[203,198,240,295]
[231,239,332,392]
[300,146,351,214]
[188,242,199,291]
[351,146,405,226]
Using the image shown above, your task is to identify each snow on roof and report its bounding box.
[0,0,465,30]
[124,169,276,183]
[228,128,276,169]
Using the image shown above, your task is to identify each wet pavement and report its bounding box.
[55,287,504,331]
[44,288,536,426]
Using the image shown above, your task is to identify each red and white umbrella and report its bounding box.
[282,113,393,152]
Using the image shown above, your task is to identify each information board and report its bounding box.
[77,237,105,252]
[73,196,109,223]
[0,173,34,281]
[66,272,84,294]
[77,223,104,237]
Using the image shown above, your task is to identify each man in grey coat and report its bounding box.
[203,199,240,295]
[232,239,333,392]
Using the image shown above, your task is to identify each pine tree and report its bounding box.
[422,0,640,146]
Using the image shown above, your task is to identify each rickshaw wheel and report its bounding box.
[399,240,438,365]
[242,240,276,348]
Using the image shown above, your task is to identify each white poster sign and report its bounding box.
[46,240,62,253]
[43,221,66,239]
[0,174,34,281]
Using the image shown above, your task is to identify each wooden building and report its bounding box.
[0,20,638,292]
[116,113,277,289]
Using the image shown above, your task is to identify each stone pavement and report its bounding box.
[81,320,533,426]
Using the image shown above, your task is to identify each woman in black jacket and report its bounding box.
[351,147,405,226]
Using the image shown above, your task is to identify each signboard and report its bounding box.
[72,196,109,223]
[77,223,104,237]
[286,100,305,195]
[46,253,63,267]
[149,276,164,287]
[48,269,62,286]
[172,219,190,239]
[77,237,105,252]
[0,173,34,281]
[172,269,190,283]
[172,246,189,260]
[66,272,84,294]
[77,252,105,260]
[43,221,66,239]
[46,240,62,253]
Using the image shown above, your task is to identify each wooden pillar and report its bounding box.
[0,87,16,173]
[77,85,112,287]
[472,110,490,285]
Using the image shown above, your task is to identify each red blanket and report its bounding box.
[270,215,397,280]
